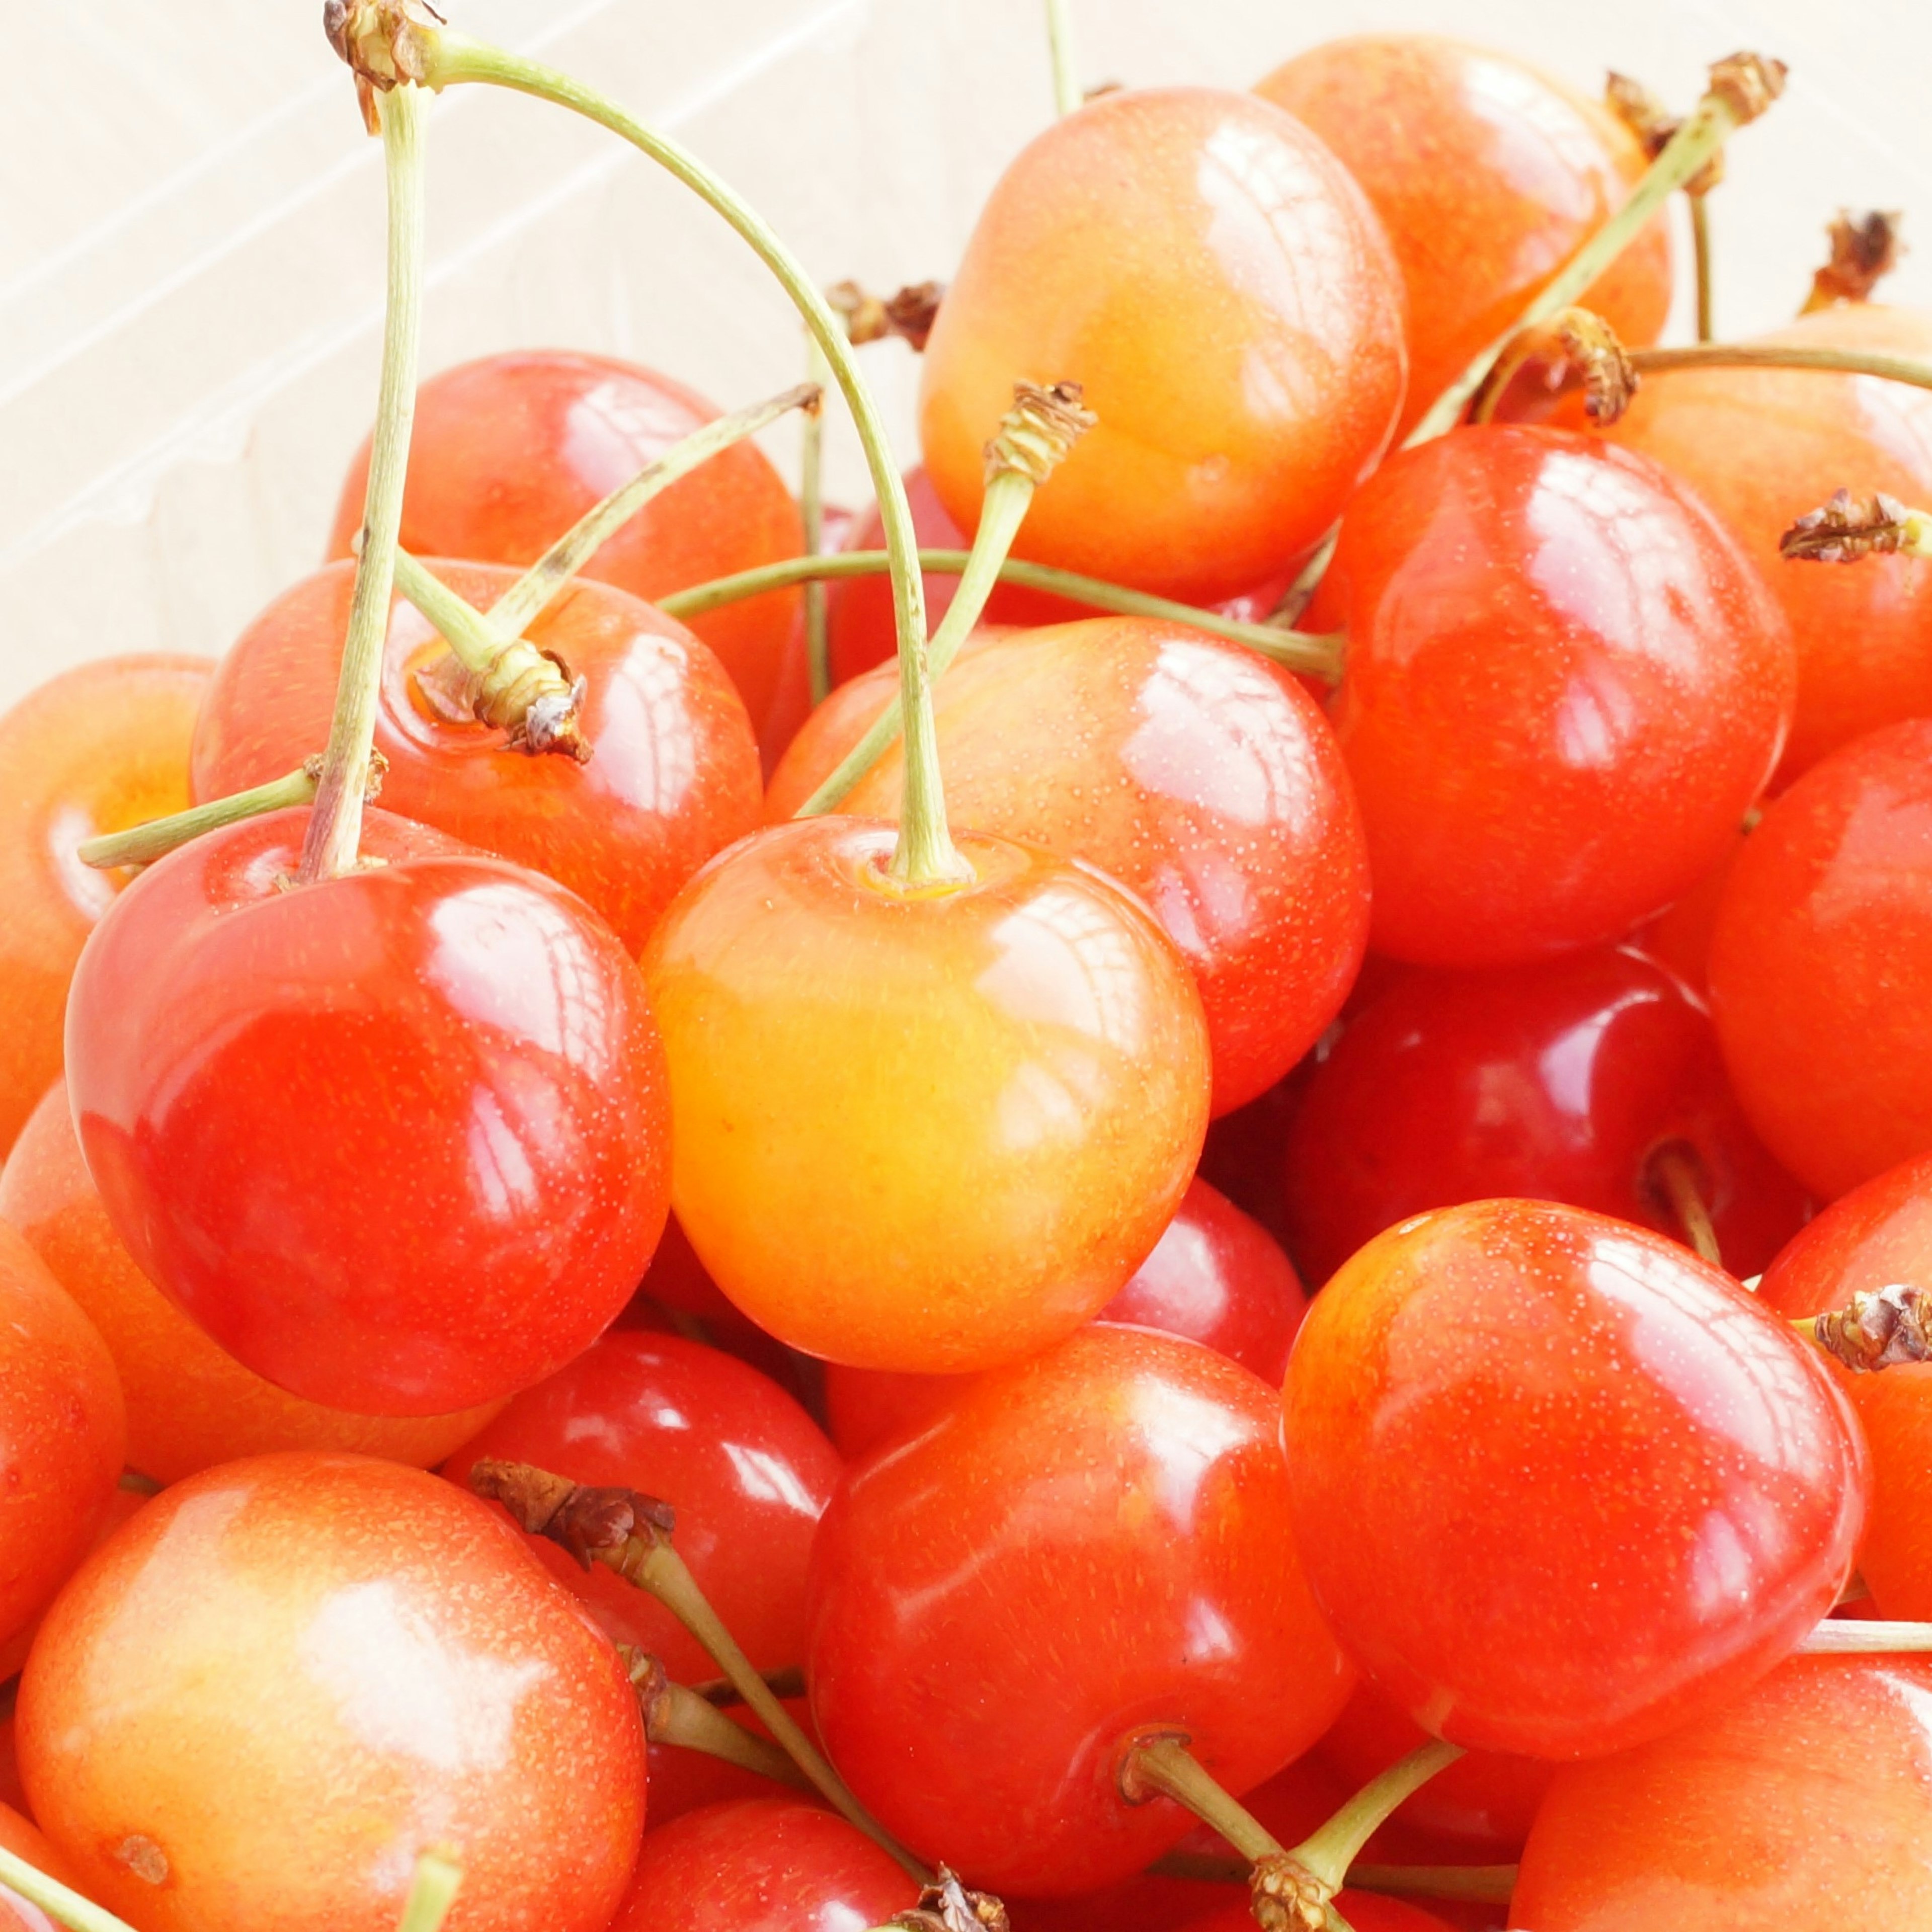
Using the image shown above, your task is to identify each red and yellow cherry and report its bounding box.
[18,1452,643,1932]
[1320,425,1794,967]
[327,349,807,763]
[1284,1199,1865,1758]
[919,88,1406,606]
[642,818,1210,1373]
[0,1221,122,1668]
[1709,718,1932,1200]
[191,558,761,956]
[1282,946,1809,1284]
[0,1079,502,1484]
[613,1798,914,1932]
[769,616,1370,1114]
[0,655,211,1160]
[64,808,670,1416]
[1255,35,1670,440]
[1509,1655,1932,1929]
[445,1330,840,1683]
[806,1325,1353,1895]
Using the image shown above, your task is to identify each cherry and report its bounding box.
[65,807,670,1415]
[1284,1199,1865,1758]
[1281,946,1809,1285]
[327,349,808,763]
[641,817,1210,1374]
[0,655,210,1159]
[806,1325,1353,1895]
[1631,824,1747,1000]
[0,1078,502,1484]
[1319,425,1794,967]
[919,88,1405,606]
[444,1331,841,1684]
[612,1797,914,1932]
[1255,35,1671,440]
[190,557,761,956]
[769,615,1370,1114]
[1708,718,1932,1200]
[18,1452,644,1932]
[1509,1655,1932,1928]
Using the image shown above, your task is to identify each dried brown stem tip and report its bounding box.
[984,381,1097,487]
[468,1459,676,1567]
[1781,489,1932,564]
[888,1867,1009,1932]
[1250,1851,1331,1932]
[412,647,592,761]
[1807,1283,1932,1373]
[1805,210,1906,312]
[1604,71,1723,195]
[827,281,946,352]
[1706,52,1789,127]
[1552,308,1639,423]
[323,0,444,130]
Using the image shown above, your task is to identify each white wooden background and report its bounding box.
[3,0,1927,690]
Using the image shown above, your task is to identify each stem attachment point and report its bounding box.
[1781,488,1932,564]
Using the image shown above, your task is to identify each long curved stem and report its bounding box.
[1690,193,1715,341]
[0,1845,138,1932]
[1799,1619,1932,1653]
[79,764,322,870]
[1629,343,1932,390]
[802,327,837,706]
[1044,0,1081,116]
[1290,1741,1464,1895]
[395,1853,462,1932]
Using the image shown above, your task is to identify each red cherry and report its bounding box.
[445,1331,841,1683]
[1709,718,1932,1199]
[1321,425,1794,967]
[327,350,808,763]
[1284,1199,1865,1758]
[191,558,761,956]
[1631,824,1747,1001]
[64,808,670,1415]
[1282,946,1809,1284]
[807,1325,1353,1895]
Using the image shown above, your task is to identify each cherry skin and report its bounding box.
[641,818,1211,1374]
[192,558,761,957]
[1509,1655,1932,1929]
[445,1331,841,1684]
[0,1078,502,1484]
[1319,425,1794,967]
[1255,35,1670,440]
[18,1452,643,1932]
[919,87,1405,606]
[1281,946,1809,1285]
[1284,1199,1865,1759]
[769,616,1371,1114]
[64,807,671,1415]
[1631,824,1747,1001]
[0,655,211,1160]
[1709,718,1932,1200]
[328,349,807,763]
[806,1325,1353,1896]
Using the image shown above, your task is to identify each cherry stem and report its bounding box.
[1802,210,1904,313]
[1290,1740,1464,1897]
[0,1845,137,1932]
[1795,1282,1932,1373]
[661,551,1346,683]
[1267,528,1340,629]
[618,1647,811,1793]
[1044,0,1081,116]
[1406,52,1786,445]
[394,1852,462,1932]
[1628,342,1932,391]
[77,761,324,871]
[688,1663,809,1706]
[1800,1619,1932,1653]
[802,327,839,706]
[1470,306,1639,429]
[1120,1733,1285,1862]
[1152,1853,1518,1907]
[297,78,428,884]
[1646,1141,1721,1267]
[1691,192,1715,342]
[1781,489,1932,565]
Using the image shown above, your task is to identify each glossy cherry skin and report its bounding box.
[1282,947,1809,1285]
[0,656,211,1160]
[0,1221,123,1666]
[1284,1199,1865,1759]
[1322,425,1793,966]
[642,818,1210,1374]
[328,350,807,762]
[1510,1655,1932,1929]
[18,1453,643,1932]
[64,808,670,1415]
[920,87,1405,606]
[192,558,761,956]
[0,1079,501,1484]
[445,1331,840,1684]
[1709,719,1932,1200]
[770,617,1370,1114]
[807,1326,1353,1895]
[1255,35,1670,441]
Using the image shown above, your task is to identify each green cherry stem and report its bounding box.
[78,761,326,871]
[794,381,1096,817]
[394,1852,462,1932]
[1645,1141,1721,1267]
[1346,1863,1518,1906]
[802,325,839,706]
[1288,1739,1465,1903]
[618,1647,811,1793]
[1121,1733,1285,1860]
[1630,343,1932,391]
[0,1845,139,1932]
[1690,191,1716,342]
[1267,527,1340,628]
[1045,0,1082,116]
[1799,1620,1932,1653]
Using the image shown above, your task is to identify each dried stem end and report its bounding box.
[1805,210,1907,311]
[1250,1852,1332,1932]
[1550,309,1638,422]
[888,1867,1009,1932]
[1807,1284,1932,1373]
[324,0,445,131]
[1604,71,1724,195]
[467,1458,676,1567]
[1706,52,1789,129]
[984,381,1096,488]
[1781,489,1932,564]
[414,643,591,760]
[827,280,946,352]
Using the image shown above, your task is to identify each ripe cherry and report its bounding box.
[1281,946,1809,1284]
[642,818,1210,1373]
[807,1325,1353,1895]
[1319,425,1794,967]
[328,350,807,762]
[0,1078,501,1484]
[191,558,761,956]
[1709,718,1932,1200]
[65,808,670,1415]
[18,1453,643,1932]
[0,656,210,1159]
[1284,1199,1865,1758]
[919,88,1405,606]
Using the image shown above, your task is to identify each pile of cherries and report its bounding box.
[4,10,1932,1932]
